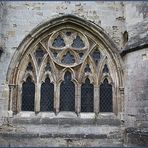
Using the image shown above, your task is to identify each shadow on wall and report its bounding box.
[0,47,3,57]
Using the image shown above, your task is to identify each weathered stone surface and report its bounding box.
[0,1,148,147]
[124,127,148,146]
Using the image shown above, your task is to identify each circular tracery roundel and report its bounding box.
[48,29,89,67]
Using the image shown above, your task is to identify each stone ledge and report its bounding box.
[12,117,121,126]
[0,132,108,139]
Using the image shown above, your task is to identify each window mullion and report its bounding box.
[76,83,81,114]
[94,85,99,114]
[35,82,40,113]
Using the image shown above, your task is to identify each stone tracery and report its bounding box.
[7,15,124,115]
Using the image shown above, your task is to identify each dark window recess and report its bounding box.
[45,62,51,71]
[79,52,84,58]
[52,35,65,48]
[100,78,112,112]
[81,78,94,112]
[72,35,85,48]
[60,71,75,111]
[103,64,109,73]
[91,49,101,65]
[21,77,35,111]
[84,64,91,73]
[66,32,71,36]
[26,62,33,71]
[40,77,54,111]
[53,52,58,58]
[61,51,75,64]
[34,48,45,66]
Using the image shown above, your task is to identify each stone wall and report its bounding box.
[0,1,148,146]
[0,1,125,123]
[123,47,148,128]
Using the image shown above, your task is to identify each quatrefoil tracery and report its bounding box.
[47,29,90,67]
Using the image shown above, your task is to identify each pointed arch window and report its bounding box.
[21,76,35,111]
[60,71,75,111]
[40,77,54,111]
[81,78,94,112]
[8,17,123,116]
[100,78,112,112]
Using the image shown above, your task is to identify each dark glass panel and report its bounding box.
[103,64,109,73]
[45,62,51,71]
[79,52,84,58]
[61,51,75,64]
[60,72,75,111]
[100,78,112,112]
[81,78,94,112]
[40,77,54,111]
[21,77,35,111]
[34,48,45,66]
[26,62,33,71]
[52,35,65,48]
[72,35,85,48]
[91,49,101,65]
[84,64,91,73]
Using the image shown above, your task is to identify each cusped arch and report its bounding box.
[6,14,124,115]
[7,15,123,86]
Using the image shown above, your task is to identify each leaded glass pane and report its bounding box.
[100,79,112,112]
[34,48,45,66]
[61,51,75,64]
[79,52,84,58]
[84,64,91,73]
[103,64,109,73]
[81,78,94,112]
[26,62,33,71]
[45,62,51,71]
[52,35,65,48]
[40,77,54,111]
[60,72,75,111]
[21,77,35,111]
[72,35,85,48]
[91,49,101,65]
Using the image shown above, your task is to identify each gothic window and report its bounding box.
[81,78,94,112]
[100,79,112,112]
[40,77,54,111]
[9,18,123,116]
[60,71,75,111]
[21,76,35,111]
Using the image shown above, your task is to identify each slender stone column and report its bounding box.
[94,85,99,114]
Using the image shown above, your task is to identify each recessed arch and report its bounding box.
[6,14,124,115]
